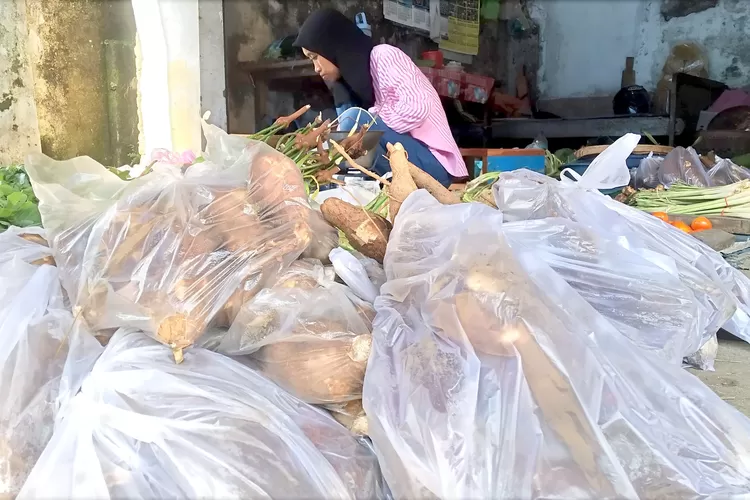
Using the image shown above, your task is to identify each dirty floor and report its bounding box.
[691,339,750,416]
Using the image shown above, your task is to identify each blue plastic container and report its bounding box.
[473,153,545,177]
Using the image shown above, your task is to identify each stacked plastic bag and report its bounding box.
[631,146,750,189]
[208,259,375,405]
[7,123,385,497]
[494,168,750,346]
[24,122,329,361]
[502,218,712,366]
[0,227,101,498]
[19,329,386,499]
[364,190,750,498]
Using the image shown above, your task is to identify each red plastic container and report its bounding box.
[462,73,495,104]
[434,69,463,99]
[422,50,444,69]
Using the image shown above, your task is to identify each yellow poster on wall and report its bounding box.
[438,0,480,55]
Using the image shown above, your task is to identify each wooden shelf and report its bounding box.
[241,59,317,80]
[241,59,319,132]
[491,115,685,142]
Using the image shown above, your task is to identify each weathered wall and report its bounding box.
[0,0,40,164]
[199,0,228,133]
[224,0,511,133]
[25,0,112,163]
[531,0,750,99]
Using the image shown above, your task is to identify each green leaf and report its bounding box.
[7,191,28,205]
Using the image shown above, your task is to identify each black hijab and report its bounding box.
[294,9,375,109]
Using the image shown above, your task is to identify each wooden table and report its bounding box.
[241,59,317,130]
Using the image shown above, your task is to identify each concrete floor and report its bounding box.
[691,339,750,416]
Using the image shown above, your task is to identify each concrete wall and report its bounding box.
[1,0,138,166]
[199,0,228,133]
[0,0,40,164]
[25,0,112,163]
[532,0,750,99]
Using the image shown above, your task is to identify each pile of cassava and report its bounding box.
[0,106,486,496]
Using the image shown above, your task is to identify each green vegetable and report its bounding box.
[630,180,750,218]
[462,171,501,206]
[545,149,576,179]
[0,165,42,231]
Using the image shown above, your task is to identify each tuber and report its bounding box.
[386,143,417,221]
[326,399,369,435]
[321,198,392,263]
[408,162,461,205]
[252,334,371,404]
[294,119,331,149]
[273,105,312,128]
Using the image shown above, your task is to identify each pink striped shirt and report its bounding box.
[368,44,468,178]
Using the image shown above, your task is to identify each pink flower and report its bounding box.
[151,149,196,166]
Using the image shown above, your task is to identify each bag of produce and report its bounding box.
[708,158,750,186]
[25,121,323,361]
[0,228,101,498]
[214,260,374,404]
[493,169,742,343]
[657,146,711,187]
[19,329,386,499]
[502,217,711,366]
[364,191,750,498]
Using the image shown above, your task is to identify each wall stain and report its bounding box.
[0,92,15,112]
[25,0,111,163]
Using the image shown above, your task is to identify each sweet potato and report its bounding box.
[252,334,372,403]
[321,198,391,263]
[386,143,417,220]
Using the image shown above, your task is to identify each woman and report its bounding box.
[294,9,467,187]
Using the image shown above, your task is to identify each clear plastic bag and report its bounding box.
[494,169,742,344]
[708,158,750,186]
[559,133,638,190]
[364,191,750,498]
[214,260,374,403]
[0,226,54,267]
[25,121,321,359]
[630,152,663,189]
[0,229,101,498]
[657,146,711,187]
[502,217,709,365]
[19,329,385,499]
[330,247,382,303]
